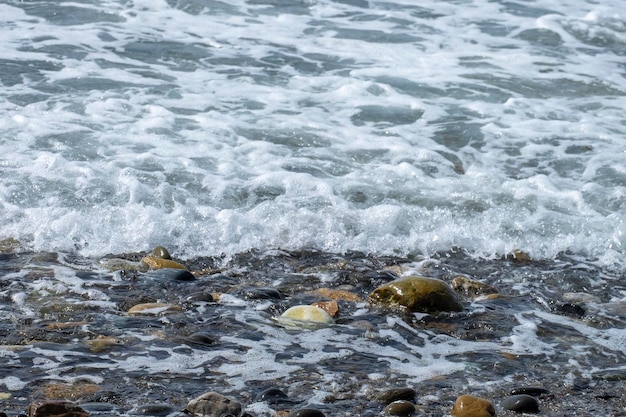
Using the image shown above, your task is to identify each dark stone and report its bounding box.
[182,332,218,348]
[382,400,415,416]
[236,287,282,300]
[556,302,585,317]
[151,246,172,259]
[132,403,174,415]
[377,388,416,404]
[28,400,90,417]
[501,394,539,413]
[144,269,196,282]
[288,408,326,417]
[510,387,549,396]
[255,387,290,404]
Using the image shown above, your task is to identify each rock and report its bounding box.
[312,300,339,317]
[151,246,172,259]
[255,387,291,405]
[451,395,495,417]
[383,400,416,416]
[0,237,21,254]
[368,276,463,313]
[133,403,175,415]
[288,409,326,417]
[501,394,539,413]
[144,268,196,282]
[277,305,335,327]
[236,287,282,300]
[184,391,242,417]
[42,383,101,401]
[127,303,182,316]
[377,388,416,404]
[28,400,90,417]
[451,276,498,298]
[140,256,187,270]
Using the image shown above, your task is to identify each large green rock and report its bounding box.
[368,276,463,313]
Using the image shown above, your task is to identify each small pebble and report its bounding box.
[288,408,326,417]
[255,387,291,404]
[451,395,495,417]
[377,388,416,404]
[383,400,416,416]
[127,303,182,316]
[278,305,334,327]
[184,391,242,417]
[151,246,172,259]
[141,256,187,270]
[501,394,539,413]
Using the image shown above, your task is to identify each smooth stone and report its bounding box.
[288,408,326,417]
[308,288,361,302]
[151,246,172,259]
[451,276,498,298]
[127,303,182,316]
[132,403,174,415]
[28,400,89,417]
[369,276,463,313]
[144,269,196,282]
[278,305,335,327]
[98,258,148,272]
[184,391,242,417]
[377,388,416,404]
[501,394,539,413]
[255,387,292,404]
[312,300,339,317]
[510,387,549,396]
[383,400,416,416]
[141,256,187,270]
[451,395,495,417]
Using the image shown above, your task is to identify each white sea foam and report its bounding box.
[0,0,624,268]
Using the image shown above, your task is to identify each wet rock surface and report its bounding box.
[0,248,624,416]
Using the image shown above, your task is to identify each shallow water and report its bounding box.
[1,246,625,416]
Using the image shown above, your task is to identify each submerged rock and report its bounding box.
[277,305,335,327]
[451,395,495,417]
[501,394,539,413]
[184,391,242,417]
[383,400,416,416]
[451,276,498,298]
[368,276,463,313]
[28,400,90,417]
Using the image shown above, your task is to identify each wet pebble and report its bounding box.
[451,395,495,417]
[255,387,290,404]
[237,287,282,300]
[382,400,416,416]
[377,388,416,404]
[501,394,539,413]
[28,400,89,417]
[141,256,187,270]
[288,408,326,417]
[185,292,214,302]
[127,303,183,316]
[184,391,242,417]
[278,305,334,327]
[144,268,196,282]
[151,246,172,259]
[132,403,174,415]
[368,276,463,313]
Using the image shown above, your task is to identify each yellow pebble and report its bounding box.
[451,395,496,417]
[141,256,187,270]
[278,305,334,327]
[127,303,182,316]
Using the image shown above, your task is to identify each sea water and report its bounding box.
[0,0,624,265]
[0,0,625,415]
